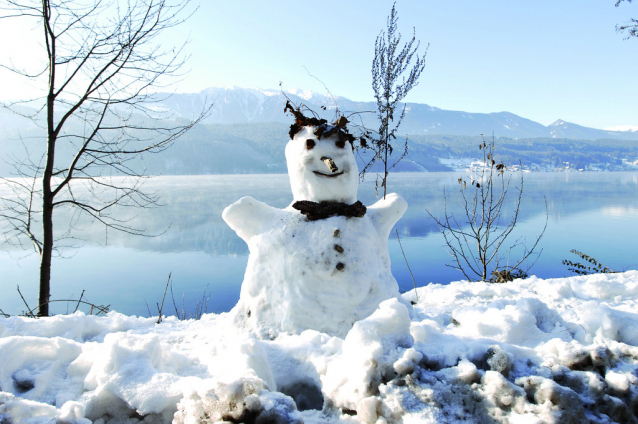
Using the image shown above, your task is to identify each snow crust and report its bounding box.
[2,271,638,423]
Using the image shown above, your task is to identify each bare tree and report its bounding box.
[615,0,637,39]
[427,138,547,283]
[365,2,427,198]
[0,0,208,316]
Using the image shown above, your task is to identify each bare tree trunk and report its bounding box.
[39,114,56,316]
[39,145,54,316]
[38,200,53,317]
[38,9,56,316]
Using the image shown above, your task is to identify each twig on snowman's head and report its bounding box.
[284,100,356,148]
[279,82,375,152]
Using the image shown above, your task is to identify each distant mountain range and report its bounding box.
[152,86,638,141]
[1,87,637,177]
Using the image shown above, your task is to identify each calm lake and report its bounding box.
[2,172,637,317]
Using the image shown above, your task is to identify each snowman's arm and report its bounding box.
[367,193,408,240]
[222,196,281,242]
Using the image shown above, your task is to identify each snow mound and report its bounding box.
[1,271,638,423]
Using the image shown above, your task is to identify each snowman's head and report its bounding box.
[286,126,359,204]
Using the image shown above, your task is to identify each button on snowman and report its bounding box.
[223,111,407,338]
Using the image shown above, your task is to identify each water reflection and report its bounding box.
[601,206,638,217]
[44,171,636,254]
[1,172,637,317]
[33,172,638,255]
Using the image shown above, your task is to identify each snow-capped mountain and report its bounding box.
[605,125,638,133]
[546,119,637,141]
[2,87,636,177]
[152,86,638,141]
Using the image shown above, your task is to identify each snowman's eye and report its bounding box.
[306,139,315,150]
[335,140,345,149]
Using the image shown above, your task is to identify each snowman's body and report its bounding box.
[223,126,407,337]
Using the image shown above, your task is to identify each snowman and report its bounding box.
[223,107,408,338]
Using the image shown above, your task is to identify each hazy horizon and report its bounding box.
[0,1,636,131]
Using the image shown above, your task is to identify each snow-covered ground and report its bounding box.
[1,272,637,423]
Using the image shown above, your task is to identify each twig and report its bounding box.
[144,299,152,318]
[303,65,340,118]
[195,284,211,319]
[44,300,109,315]
[74,290,85,313]
[0,307,10,318]
[171,279,180,318]
[396,229,418,304]
[156,272,172,324]
[16,285,35,317]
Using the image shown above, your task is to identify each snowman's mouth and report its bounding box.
[313,171,344,178]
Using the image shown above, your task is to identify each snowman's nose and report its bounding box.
[321,157,339,173]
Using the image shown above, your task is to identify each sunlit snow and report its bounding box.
[1,272,637,423]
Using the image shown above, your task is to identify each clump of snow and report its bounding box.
[173,378,303,424]
[222,126,407,338]
[1,271,638,423]
[322,298,414,414]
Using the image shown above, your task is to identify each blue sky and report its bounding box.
[173,0,637,130]
[1,0,636,129]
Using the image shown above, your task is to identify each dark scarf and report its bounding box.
[292,200,366,221]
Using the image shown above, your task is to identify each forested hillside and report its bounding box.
[138,124,638,175]
[2,118,637,176]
